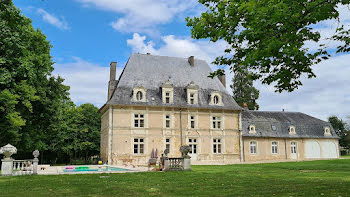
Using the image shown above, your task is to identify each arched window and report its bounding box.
[249,125,256,133]
[136,91,143,101]
[213,95,219,104]
[324,127,331,135]
[289,126,296,134]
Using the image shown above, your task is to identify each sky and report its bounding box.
[13,0,350,121]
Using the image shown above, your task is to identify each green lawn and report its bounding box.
[1,159,349,197]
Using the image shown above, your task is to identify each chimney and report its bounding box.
[282,108,285,112]
[188,56,194,67]
[218,74,226,88]
[243,102,248,111]
[108,62,118,100]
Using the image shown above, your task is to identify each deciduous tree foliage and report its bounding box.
[0,0,101,164]
[231,66,259,110]
[187,0,350,92]
[328,116,349,149]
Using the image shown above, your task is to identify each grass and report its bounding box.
[1,159,349,197]
[341,155,350,159]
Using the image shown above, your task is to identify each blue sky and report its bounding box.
[13,0,350,121]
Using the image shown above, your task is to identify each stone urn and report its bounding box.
[0,144,17,160]
[180,145,191,159]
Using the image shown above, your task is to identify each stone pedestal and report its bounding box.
[183,157,191,171]
[163,159,169,171]
[1,158,14,176]
[33,158,39,175]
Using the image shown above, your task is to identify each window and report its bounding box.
[190,93,195,104]
[212,116,222,129]
[213,138,222,154]
[188,138,197,154]
[213,95,219,104]
[249,125,256,133]
[324,127,331,135]
[190,116,195,129]
[165,138,171,153]
[134,114,144,128]
[250,141,257,154]
[289,126,296,134]
[165,92,170,104]
[272,141,278,154]
[136,91,143,101]
[291,142,297,154]
[133,138,144,154]
[165,115,171,128]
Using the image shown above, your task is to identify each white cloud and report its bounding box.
[127,33,350,121]
[304,4,350,51]
[53,57,122,107]
[76,0,198,34]
[37,8,69,30]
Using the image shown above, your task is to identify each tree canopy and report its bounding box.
[0,0,101,164]
[328,116,350,149]
[231,66,259,110]
[187,0,350,92]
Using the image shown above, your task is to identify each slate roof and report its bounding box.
[107,53,241,110]
[242,111,339,139]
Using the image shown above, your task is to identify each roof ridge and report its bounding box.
[131,53,207,62]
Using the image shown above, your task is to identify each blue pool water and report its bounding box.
[63,166,130,172]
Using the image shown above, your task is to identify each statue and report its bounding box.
[180,145,191,159]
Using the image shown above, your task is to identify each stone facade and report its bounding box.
[100,105,241,165]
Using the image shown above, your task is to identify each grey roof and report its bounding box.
[107,54,241,110]
[242,111,339,139]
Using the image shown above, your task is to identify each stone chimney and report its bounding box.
[218,74,226,88]
[188,56,194,67]
[243,102,248,111]
[108,62,118,100]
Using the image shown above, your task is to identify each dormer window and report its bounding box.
[213,95,219,104]
[324,127,331,136]
[162,80,173,104]
[165,92,170,104]
[133,87,146,102]
[136,91,143,101]
[249,125,256,134]
[289,126,296,135]
[210,91,223,106]
[187,81,198,105]
[190,93,195,104]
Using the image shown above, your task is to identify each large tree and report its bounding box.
[231,67,259,110]
[328,116,349,149]
[187,0,350,92]
[0,0,70,158]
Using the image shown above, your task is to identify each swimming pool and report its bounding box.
[63,166,130,173]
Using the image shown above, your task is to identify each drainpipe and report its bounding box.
[180,108,183,146]
[284,138,287,160]
[108,105,114,165]
[238,111,244,162]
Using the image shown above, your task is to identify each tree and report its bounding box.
[0,0,70,158]
[186,0,350,92]
[231,66,259,110]
[328,116,350,149]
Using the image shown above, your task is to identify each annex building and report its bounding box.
[99,53,339,165]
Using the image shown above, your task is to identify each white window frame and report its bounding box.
[250,141,257,154]
[188,114,198,129]
[210,91,223,106]
[289,126,296,135]
[134,113,145,128]
[162,81,174,104]
[211,116,222,129]
[165,138,171,153]
[188,138,198,154]
[249,125,256,134]
[133,138,145,155]
[291,142,297,154]
[271,141,278,154]
[213,138,222,154]
[164,114,171,128]
[324,127,331,136]
[133,87,146,102]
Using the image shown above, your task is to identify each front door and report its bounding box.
[291,142,297,159]
[188,138,197,160]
